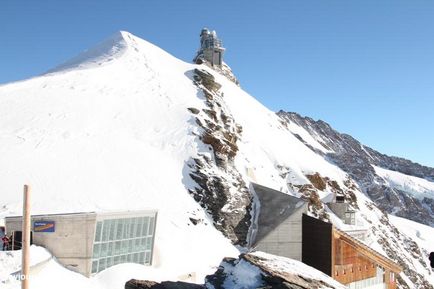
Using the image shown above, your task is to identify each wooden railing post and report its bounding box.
[22,185,31,289]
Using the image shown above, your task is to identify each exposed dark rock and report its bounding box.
[306,173,327,191]
[187,107,200,114]
[185,69,252,245]
[125,279,204,289]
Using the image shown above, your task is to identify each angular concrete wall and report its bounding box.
[6,213,97,276]
[255,205,306,260]
[251,183,308,260]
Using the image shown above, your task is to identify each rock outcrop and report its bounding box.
[186,69,251,245]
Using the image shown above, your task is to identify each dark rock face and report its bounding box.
[186,69,252,245]
[125,279,204,289]
[278,111,434,226]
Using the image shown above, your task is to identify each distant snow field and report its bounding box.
[374,165,434,200]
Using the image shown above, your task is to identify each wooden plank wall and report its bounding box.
[333,237,377,284]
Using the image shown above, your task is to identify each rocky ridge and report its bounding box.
[277,111,434,226]
[186,68,251,245]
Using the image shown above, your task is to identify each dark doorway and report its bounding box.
[11,231,33,250]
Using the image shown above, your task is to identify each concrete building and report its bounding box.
[250,183,308,261]
[193,28,225,67]
[5,210,157,276]
[327,195,356,225]
[250,183,401,289]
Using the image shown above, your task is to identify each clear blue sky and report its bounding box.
[1,1,433,167]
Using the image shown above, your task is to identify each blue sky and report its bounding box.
[1,1,433,167]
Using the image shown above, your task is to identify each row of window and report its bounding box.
[348,266,385,289]
[91,251,152,274]
[202,39,223,49]
[94,216,155,243]
[91,216,156,274]
[93,237,153,258]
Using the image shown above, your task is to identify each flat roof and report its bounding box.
[5,209,157,220]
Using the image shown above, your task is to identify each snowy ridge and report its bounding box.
[46,31,130,74]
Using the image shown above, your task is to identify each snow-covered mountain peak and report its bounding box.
[46,31,130,74]
[45,31,183,75]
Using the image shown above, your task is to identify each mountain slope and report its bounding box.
[0,31,432,288]
[278,111,434,226]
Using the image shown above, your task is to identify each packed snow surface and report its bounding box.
[0,246,186,289]
[250,252,347,289]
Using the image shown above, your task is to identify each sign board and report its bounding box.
[33,221,55,233]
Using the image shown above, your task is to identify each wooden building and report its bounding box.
[303,215,401,289]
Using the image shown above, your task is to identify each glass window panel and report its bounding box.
[102,221,109,242]
[109,220,116,240]
[139,252,145,263]
[129,219,135,238]
[121,255,127,263]
[127,254,133,262]
[142,217,149,237]
[108,242,114,257]
[93,243,100,258]
[134,253,140,263]
[114,256,121,265]
[134,238,140,251]
[136,218,143,237]
[146,237,152,250]
[133,218,139,237]
[145,252,151,264]
[107,256,114,267]
[99,258,107,271]
[91,260,99,273]
[140,238,146,250]
[101,243,108,257]
[95,222,103,242]
[128,239,134,253]
[130,218,136,238]
[148,217,155,235]
[123,219,130,239]
[115,241,121,255]
[116,219,123,240]
[121,240,128,254]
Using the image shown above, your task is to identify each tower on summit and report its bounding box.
[194,28,225,67]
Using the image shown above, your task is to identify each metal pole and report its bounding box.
[22,185,31,289]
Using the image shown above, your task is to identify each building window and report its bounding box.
[91,216,156,274]
[345,212,356,225]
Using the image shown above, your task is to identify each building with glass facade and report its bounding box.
[5,210,157,276]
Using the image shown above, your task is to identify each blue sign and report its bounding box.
[33,221,55,233]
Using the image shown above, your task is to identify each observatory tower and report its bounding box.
[194,28,225,67]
